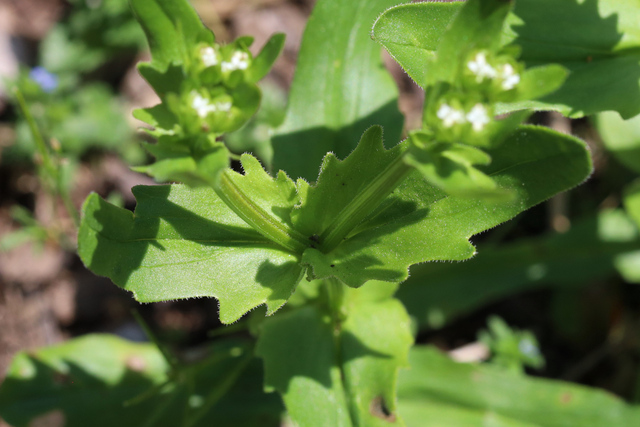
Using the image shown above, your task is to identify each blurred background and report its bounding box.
[2,0,640,420]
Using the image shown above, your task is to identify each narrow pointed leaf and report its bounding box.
[398,347,640,426]
[247,33,286,83]
[135,136,230,187]
[130,0,213,70]
[78,185,303,324]
[271,0,405,181]
[302,126,592,287]
[405,136,512,201]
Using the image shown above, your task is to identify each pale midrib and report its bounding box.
[346,148,584,241]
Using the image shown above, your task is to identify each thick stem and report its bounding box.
[318,142,412,253]
[214,169,309,254]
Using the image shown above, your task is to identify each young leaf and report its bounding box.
[371,2,463,87]
[246,33,286,83]
[374,0,640,118]
[271,0,405,181]
[129,0,213,70]
[301,126,592,287]
[404,133,511,201]
[134,135,230,187]
[256,282,413,427]
[398,346,640,426]
[292,126,407,246]
[428,0,513,85]
[78,185,304,324]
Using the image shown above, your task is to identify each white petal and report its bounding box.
[466,104,490,132]
[201,47,218,67]
[437,104,466,128]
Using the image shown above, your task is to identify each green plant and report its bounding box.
[3,0,640,425]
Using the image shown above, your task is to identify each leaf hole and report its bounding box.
[370,396,396,422]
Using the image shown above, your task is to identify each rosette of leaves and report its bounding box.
[79,0,591,324]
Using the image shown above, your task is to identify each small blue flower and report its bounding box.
[29,67,58,93]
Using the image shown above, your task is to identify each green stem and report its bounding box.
[214,169,309,254]
[132,309,181,372]
[184,349,253,427]
[319,142,412,253]
[14,89,57,180]
[14,89,80,228]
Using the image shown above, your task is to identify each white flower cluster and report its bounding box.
[437,103,490,132]
[200,47,218,67]
[221,51,250,73]
[191,93,232,118]
[467,52,520,91]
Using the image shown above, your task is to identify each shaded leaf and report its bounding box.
[398,346,640,426]
[0,335,282,427]
[0,334,170,427]
[271,0,405,181]
[596,111,640,174]
[398,209,640,330]
[256,281,413,427]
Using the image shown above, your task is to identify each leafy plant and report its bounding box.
[3,0,640,425]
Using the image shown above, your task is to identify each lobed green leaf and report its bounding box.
[78,185,304,324]
[301,126,592,288]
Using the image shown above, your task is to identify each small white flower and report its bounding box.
[500,63,520,90]
[216,101,232,112]
[221,51,250,73]
[192,93,217,118]
[467,52,497,82]
[437,104,466,128]
[201,47,218,67]
[466,104,490,132]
